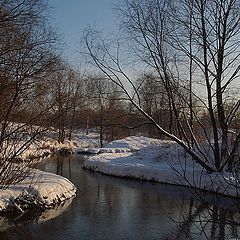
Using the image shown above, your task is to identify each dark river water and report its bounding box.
[0,155,240,240]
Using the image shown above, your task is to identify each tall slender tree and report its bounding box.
[84,0,240,173]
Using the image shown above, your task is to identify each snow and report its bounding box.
[0,128,103,213]
[104,136,163,151]
[0,168,76,212]
[77,136,162,154]
[40,131,100,154]
[82,136,240,198]
[1,130,238,215]
[15,129,100,161]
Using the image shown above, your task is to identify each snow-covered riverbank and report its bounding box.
[82,136,240,198]
[1,133,238,213]
[0,129,97,212]
[0,168,76,212]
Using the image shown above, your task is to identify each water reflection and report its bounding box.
[0,198,73,238]
[165,197,240,240]
[0,155,240,239]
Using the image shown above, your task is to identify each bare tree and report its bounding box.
[136,72,194,138]
[85,75,123,147]
[170,0,240,171]
[83,0,240,173]
[48,61,83,143]
[0,0,59,187]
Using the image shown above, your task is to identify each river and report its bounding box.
[0,155,239,239]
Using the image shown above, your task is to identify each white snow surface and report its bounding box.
[83,136,240,198]
[104,136,162,151]
[77,136,163,154]
[0,168,76,212]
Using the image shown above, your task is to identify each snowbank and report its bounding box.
[77,136,165,154]
[104,136,163,151]
[0,169,76,212]
[83,136,240,198]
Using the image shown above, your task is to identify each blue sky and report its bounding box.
[50,0,117,65]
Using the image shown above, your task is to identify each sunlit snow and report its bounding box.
[83,136,240,198]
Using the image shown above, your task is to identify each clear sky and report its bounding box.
[50,0,117,66]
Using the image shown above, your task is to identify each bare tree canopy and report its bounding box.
[0,0,59,187]
[83,0,240,173]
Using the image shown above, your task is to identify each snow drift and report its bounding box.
[0,169,76,212]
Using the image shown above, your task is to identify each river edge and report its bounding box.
[82,136,240,199]
[0,168,76,213]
